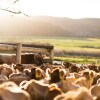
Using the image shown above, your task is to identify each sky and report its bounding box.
[0,0,100,18]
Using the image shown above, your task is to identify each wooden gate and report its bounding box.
[0,43,54,64]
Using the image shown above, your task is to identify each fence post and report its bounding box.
[16,43,22,64]
[49,49,54,63]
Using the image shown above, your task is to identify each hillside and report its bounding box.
[0,16,100,38]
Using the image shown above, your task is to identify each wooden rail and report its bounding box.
[0,43,54,64]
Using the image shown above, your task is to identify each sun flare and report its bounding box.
[0,0,100,18]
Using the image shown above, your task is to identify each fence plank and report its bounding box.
[0,43,54,63]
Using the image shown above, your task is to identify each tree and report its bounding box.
[0,0,28,16]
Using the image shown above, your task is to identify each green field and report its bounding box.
[2,36,100,50]
[30,37,100,50]
[1,36,100,64]
[54,56,100,65]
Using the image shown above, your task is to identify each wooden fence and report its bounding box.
[0,43,54,64]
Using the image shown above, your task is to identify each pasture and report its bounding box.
[1,36,100,64]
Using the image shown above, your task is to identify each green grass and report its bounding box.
[1,36,100,51]
[17,37,100,51]
[1,36,100,64]
[54,56,100,65]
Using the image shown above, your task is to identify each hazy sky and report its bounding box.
[0,0,100,18]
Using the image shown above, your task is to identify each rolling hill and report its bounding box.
[0,15,100,38]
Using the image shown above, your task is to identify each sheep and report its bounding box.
[0,64,13,78]
[74,70,95,89]
[54,87,93,100]
[0,81,31,100]
[90,85,100,97]
[28,67,45,80]
[23,79,49,100]
[45,84,62,100]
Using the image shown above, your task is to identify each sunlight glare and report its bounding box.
[0,0,100,18]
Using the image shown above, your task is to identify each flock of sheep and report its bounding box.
[0,55,100,100]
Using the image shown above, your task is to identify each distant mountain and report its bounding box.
[0,15,100,38]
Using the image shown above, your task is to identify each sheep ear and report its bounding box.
[36,69,41,78]
[59,69,65,80]
[90,71,95,79]
[48,68,51,75]
[46,68,51,76]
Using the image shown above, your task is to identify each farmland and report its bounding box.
[1,36,100,64]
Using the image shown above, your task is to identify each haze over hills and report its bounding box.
[0,15,100,38]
